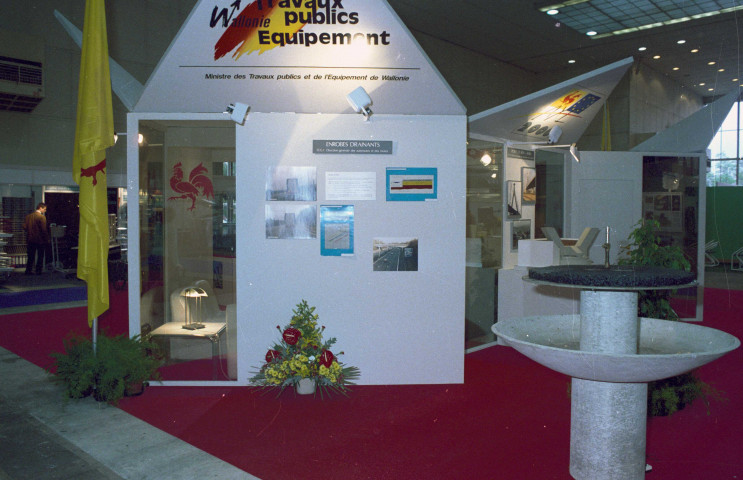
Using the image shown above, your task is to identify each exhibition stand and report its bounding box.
[126,0,467,386]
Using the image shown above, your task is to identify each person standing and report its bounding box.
[23,202,49,275]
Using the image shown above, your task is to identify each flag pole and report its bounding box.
[73,0,114,344]
[92,317,98,354]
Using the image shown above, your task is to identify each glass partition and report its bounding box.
[534,149,565,237]
[642,155,700,320]
[465,139,503,349]
[138,120,237,381]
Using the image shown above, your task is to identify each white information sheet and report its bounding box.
[325,171,376,201]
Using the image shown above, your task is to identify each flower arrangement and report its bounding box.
[249,300,360,396]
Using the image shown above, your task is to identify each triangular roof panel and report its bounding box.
[135,0,464,115]
[631,88,740,153]
[468,57,633,144]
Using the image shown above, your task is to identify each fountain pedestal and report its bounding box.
[573,290,644,479]
[493,265,740,480]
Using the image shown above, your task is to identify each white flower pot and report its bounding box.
[296,378,316,395]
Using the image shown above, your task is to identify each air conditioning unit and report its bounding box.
[0,29,44,113]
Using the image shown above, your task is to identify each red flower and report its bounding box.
[265,349,282,362]
[319,349,334,367]
[282,327,301,345]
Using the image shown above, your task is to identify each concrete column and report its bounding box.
[570,290,646,479]
[580,290,638,354]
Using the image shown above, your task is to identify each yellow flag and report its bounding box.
[73,0,114,327]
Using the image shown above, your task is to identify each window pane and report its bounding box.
[708,160,738,185]
[708,130,724,159]
[719,101,739,131]
[139,120,237,382]
[707,100,740,160]
[719,130,738,159]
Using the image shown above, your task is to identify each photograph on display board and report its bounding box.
[265,204,317,239]
[507,180,521,219]
[373,237,418,271]
[386,167,437,201]
[320,205,354,256]
[643,192,683,232]
[521,167,536,204]
[266,166,317,201]
[510,220,531,252]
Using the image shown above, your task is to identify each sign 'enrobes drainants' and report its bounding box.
[313,140,392,154]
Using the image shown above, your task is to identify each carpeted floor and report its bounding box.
[1,287,741,479]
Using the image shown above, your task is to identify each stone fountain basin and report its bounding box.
[493,315,740,383]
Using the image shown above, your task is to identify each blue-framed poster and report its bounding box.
[320,205,354,256]
[386,167,437,201]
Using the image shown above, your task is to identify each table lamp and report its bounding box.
[180,287,207,330]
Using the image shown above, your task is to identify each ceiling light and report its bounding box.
[699,82,706,86]
[733,78,739,82]
[547,9,559,15]
[568,59,576,64]
[718,68,725,72]
[588,5,743,39]
[677,39,686,44]
[690,48,699,53]
[638,47,647,51]
[537,1,591,13]
[707,61,716,65]
[480,153,492,166]
[653,55,661,59]
[586,30,597,36]
[708,88,714,91]
[672,67,679,71]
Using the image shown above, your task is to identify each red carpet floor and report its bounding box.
[2,287,741,479]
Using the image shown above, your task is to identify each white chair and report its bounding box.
[704,240,720,268]
[542,227,600,265]
[731,246,743,271]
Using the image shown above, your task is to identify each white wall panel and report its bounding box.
[235,113,466,385]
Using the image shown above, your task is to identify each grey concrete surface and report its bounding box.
[0,347,259,480]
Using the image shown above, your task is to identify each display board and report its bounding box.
[234,113,465,385]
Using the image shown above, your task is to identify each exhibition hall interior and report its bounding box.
[1,1,742,479]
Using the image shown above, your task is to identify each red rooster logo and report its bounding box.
[168,162,214,211]
[80,159,106,186]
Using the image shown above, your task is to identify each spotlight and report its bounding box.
[548,126,562,144]
[225,103,250,125]
[346,86,373,121]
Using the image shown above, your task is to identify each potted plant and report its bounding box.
[619,219,716,416]
[93,333,163,402]
[50,332,163,404]
[250,300,360,397]
[51,333,99,399]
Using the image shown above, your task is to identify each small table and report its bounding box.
[150,322,226,380]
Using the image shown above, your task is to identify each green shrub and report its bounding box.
[50,332,163,404]
[619,219,719,416]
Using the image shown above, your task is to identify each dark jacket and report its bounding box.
[23,211,49,244]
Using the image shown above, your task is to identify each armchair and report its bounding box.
[542,227,600,265]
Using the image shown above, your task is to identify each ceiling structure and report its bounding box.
[386,0,743,100]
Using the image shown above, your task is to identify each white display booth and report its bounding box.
[468,58,714,326]
[126,0,466,385]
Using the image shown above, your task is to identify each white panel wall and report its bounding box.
[565,152,643,265]
[235,113,466,385]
